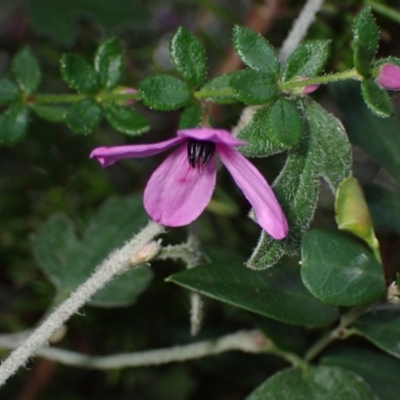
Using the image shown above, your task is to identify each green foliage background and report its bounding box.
[1,0,400,399]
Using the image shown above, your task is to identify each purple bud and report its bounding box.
[302,83,320,94]
[376,63,400,91]
[113,86,138,105]
[291,76,320,95]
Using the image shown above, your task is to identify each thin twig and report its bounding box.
[304,304,370,362]
[279,0,325,63]
[0,221,164,387]
[0,331,268,370]
[157,233,204,336]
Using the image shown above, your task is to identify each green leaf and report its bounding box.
[247,98,352,268]
[354,308,400,359]
[0,78,20,103]
[31,105,67,122]
[322,347,400,400]
[0,104,29,145]
[60,53,100,95]
[167,247,338,327]
[103,102,149,135]
[252,314,308,355]
[12,47,41,94]
[353,7,380,76]
[237,107,287,157]
[301,229,385,306]
[230,70,279,105]
[246,366,376,400]
[139,74,192,111]
[94,37,124,90]
[333,81,400,183]
[232,25,280,77]
[282,40,331,81]
[170,27,207,88]
[200,73,237,104]
[364,183,400,234]
[179,103,203,129]
[32,196,153,307]
[361,78,394,118]
[268,98,302,148]
[66,98,102,134]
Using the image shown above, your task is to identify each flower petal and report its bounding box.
[144,143,216,226]
[90,137,185,167]
[178,128,246,147]
[217,144,288,240]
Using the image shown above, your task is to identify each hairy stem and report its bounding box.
[0,330,269,370]
[280,69,363,91]
[279,0,326,63]
[158,231,204,336]
[27,92,140,104]
[0,221,164,387]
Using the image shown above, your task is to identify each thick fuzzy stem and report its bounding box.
[0,221,164,387]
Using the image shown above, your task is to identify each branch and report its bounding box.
[279,0,325,63]
[0,330,269,370]
[0,221,164,387]
[158,230,204,336]
[304,304,370,362]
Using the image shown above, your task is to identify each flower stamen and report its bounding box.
[187,140,216,171]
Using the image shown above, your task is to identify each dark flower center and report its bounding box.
[187,140,216,170]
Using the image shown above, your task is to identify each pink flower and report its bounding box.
[376,63,400,90]
[90,128,288,240]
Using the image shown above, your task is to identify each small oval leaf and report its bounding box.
[139,74,192,110]
[12,47,41,94]
[301,229,385,306]
[170,27,207,88]
[361,78,394,118]
[103,102,149,135]
[268,98,302,148]
[66,98,102,134]
[0,78,20,103]
[233,25,280,77]
[230,69,279,105]
[94,37,124,90]
[61,53,100,95]
[179,103,203,129]
[353,7,380,76]
[282,40,331,81]
[31,105,67,122]
[0,104,29,145]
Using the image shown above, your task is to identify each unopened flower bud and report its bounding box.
[302,83,320,94]
[291,76,319,95]
[49,324,67,344]
[376,63,400,91]
[335,176,380,255]
[130,240,161,265]
[113,86,138,105]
